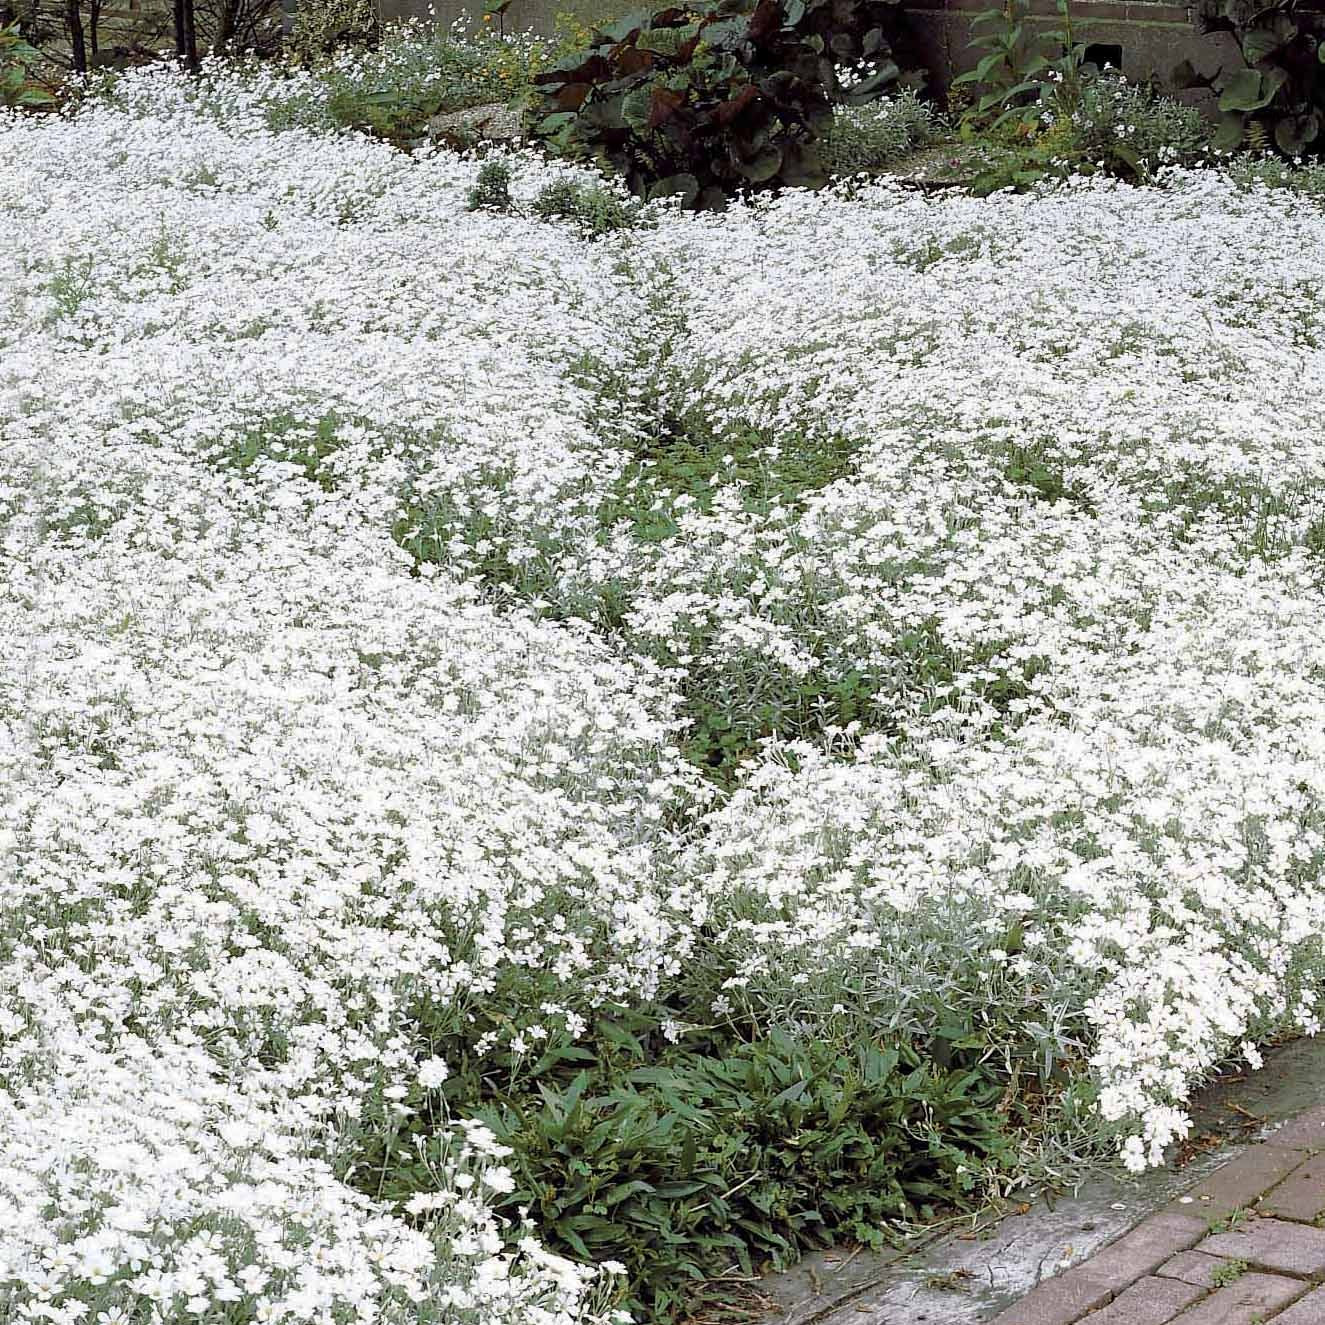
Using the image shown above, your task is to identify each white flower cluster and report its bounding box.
[3,53,1325,1323]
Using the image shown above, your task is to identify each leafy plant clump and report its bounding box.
[1227,152,1325,198]
[1,21,54,108]
[275,19,552,142]
[529,0,912,208]
[952,0,1211,191]
[1176,0,1325,156]
[1067,73,1211,170]
[467,157,515,210]
[530,176,644,233]
[823,86,938,174]
[287,0,379,63]
[357,1014,1015,1322]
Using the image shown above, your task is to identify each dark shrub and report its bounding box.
[529,0,914,208]
[1177,0,1325,155]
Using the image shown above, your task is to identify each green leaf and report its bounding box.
[601,1178,656,1206]
[1213,109,1247,151]
[1110,140,1141,172]
[647,172,701,206]
[654,1178,713,1198]
[621,86,655,133]
[1242,25,1290,62]
[598,12,645,42]
[1217,66,1283,112]
[1275,110,1320,154]
[732,141,783,181]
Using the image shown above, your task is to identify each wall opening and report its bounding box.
[1084,42,1124,72]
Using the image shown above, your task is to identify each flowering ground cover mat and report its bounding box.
[3,65,1325,1325]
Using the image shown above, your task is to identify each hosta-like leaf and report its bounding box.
[1218,65,1284,111]
[733,141,783,179]
[1275,110,1320,154]
[1213,108,1248,150]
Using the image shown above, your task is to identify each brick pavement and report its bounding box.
[988,1106,1325,1325]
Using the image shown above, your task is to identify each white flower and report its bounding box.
[416,1057,449,1089]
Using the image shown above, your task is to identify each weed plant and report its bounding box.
[824,89,941,176]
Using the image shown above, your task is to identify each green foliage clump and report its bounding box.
[467,158,515,210]
[529,0,910,209]
[225,412,346,490]
[966,77,1212,193]
[1209,1257,1249,1286]
[952,0,1211,192]
[357,1011,1015,1322]
[277,20,552,142]
[823,87,938,174]
[287,0,379,64]
[530,176,642,234]
[952,0,1062,132]
[1175,0,1325,156]
[1068,75,1211,171]
[1227,152,1325,198]
[1,21,53,108]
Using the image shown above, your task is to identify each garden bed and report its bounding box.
[3,61,1325,1325]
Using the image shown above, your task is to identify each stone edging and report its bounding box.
[988,1107,1325,1325]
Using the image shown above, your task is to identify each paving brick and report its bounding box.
[1268,1106,1325,1152]
[1079,1213,1210,1290]
[1199,1217,1325,1278]
[1271,1284,1325,1323]
[1170,1272,1306,1324]
[1166,1145,1305,1222]
[1157,1251,1238,1289]
[984,1268,1113,1325]
[1260,1153,1325,1223]
[1074,1274,1204,1324]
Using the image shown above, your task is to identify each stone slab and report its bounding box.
[1157,1251,1239,1289]
[1268,1105,1325,1152]
[1199,1218,1325,1278]
[1165,1145,1305,1222]
[1272,1284,1325,1324]
[1079,1213,1210,1290]
[983,1269,1113,1325]
[1170,1271,1307,1324]
[1077,1274,1205,1324]
[1261,1155,1325,1223]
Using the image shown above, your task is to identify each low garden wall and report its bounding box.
[376,0,1243,94]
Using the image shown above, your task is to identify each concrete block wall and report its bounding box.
[903,0,1242,97]
[375,0,1246,98]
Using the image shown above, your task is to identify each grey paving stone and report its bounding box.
[1080,1213,1211,1289]
[1157,1251,1238,1289]
[1269,1106,1325,1152]
[1271,1284,1325,1323]
[1199,1217,1325,1278]
[1260,1154,1325,1223]
[1074,1273,1204,1324]
[984,1268,1113,1325]
[1166,1145,1305,1222]
[1169,1271,1306,1324]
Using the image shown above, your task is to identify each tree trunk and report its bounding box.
[182,0,200,70]
[214,0,238,53]
[65,0,86,72]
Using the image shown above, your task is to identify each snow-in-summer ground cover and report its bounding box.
[4,58,1325,1324]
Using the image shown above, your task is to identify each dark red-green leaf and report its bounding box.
[714,82,761,124]
[648,86,686,128]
